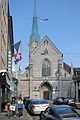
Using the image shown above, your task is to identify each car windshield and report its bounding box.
[32,100,48,104]
[69,99,75,101]
[53,107,75,115]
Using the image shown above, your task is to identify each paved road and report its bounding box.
[0,109,33,120]
[1,100,80,120]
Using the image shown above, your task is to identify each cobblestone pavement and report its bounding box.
[0,109,33,120]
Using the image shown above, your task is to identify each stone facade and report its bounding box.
[18,36,74,100]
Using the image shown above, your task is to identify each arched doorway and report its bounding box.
[39,81,53,100]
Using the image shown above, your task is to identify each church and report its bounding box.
[18,0,75,100]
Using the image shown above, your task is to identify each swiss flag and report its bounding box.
[13,53,22,62]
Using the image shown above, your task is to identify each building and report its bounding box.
[18,0,76,100]
[72,68,80,101]
[0,0,14,112]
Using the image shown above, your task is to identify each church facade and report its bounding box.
[18,36,75,99]
[18,0,75,100]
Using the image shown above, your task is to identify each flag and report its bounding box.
[39,19,48,21]
[13,53,22,64]
[13,41,22,53]
[13,41,22,64]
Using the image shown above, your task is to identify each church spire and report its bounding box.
[30,0,40,43]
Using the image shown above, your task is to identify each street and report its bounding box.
[0,99,80,120]
[0,107,80,120]
[0,109,33,120]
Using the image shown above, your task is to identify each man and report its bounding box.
[17,98,24,118]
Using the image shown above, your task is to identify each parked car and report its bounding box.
[63,98,69,104]
[53,97,65,104]
[64,98,76,107]
[27,99,49,114]
[68,98,76,107]
[40,105,80,120]
[75,102,80,109]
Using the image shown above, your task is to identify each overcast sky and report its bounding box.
[9,0,80,71]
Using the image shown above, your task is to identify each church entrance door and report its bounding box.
[43,91,49,100]
[40,81,52,100]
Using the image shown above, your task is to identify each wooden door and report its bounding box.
[43,91,49,100]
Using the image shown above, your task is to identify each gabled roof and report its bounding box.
[31,35,63,57]
[63,62,71,74]
[73,68,80,71]
[42,35,63,56]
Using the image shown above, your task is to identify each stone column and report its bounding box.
[29,64,33,99]
[59,75,63,97]
[76,82,78,102]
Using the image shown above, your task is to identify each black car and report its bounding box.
[40,105,80,120]
[64,98,76,107]
[53,97,65,104]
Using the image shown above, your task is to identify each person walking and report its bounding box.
[17,97,24,118]
[10,97,17,117]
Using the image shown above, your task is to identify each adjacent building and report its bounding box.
[0,0,14,111]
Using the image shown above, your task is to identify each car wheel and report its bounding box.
[30,108,34,115]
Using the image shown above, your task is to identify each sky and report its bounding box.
[9,0,80,71]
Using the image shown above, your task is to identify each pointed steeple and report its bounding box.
[30,0,40,43]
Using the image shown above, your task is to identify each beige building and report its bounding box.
[0,0,14,111]
[0,0,8,69]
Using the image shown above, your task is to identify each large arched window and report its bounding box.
[42,58,51,76]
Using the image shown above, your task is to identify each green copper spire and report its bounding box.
[30,0,40,43]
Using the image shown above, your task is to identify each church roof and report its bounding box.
[63,62,71,74]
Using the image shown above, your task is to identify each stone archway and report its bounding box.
[39,81,53,100]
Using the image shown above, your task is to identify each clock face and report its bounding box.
[32,41,37,48]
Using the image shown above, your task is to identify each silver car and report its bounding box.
[28,99,49,114]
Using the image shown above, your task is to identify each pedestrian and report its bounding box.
[10,97,17,117]
[17,97,24,118]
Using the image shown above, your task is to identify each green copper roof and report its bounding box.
[30,0,40,43]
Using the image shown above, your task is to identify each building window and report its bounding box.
[26,73,28,77]
[64,73,66,77]
[42,58,51,76]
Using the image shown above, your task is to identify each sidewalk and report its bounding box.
[0,109,33,120]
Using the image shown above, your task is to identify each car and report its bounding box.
[40,105,80,120]
[27,99,49,114]
[63,98,69,104]
[64,98,76,107]
[68,98,76,107]
[53,97,65,104]
[75,102,80,109]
